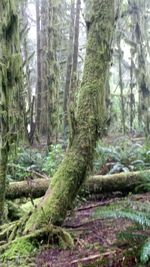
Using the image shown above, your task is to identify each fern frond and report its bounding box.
[118,229,145,243]
[136,183,150,192]
[140,238,150,263]
[95,209,150,227]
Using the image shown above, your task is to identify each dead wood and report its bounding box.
[6,170,150,200]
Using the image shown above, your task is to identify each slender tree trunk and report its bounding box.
[22,0,31,108]
[40,0,49,135]
[130,1,150,136]
[69,0,81,103]
[25,0,115,232]
[36,0,42,133]
[63,0,75,142]
[21,0,34,144]
[117,34,126,134]
[47,0,60,146]
[129,56,134,132]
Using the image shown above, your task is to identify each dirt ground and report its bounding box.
[35,193,150,267]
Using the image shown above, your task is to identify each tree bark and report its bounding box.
[47,0,60,146]
[117,34,126,134]
[63,0,75,142]
[40,0,49,135]
[0,1,21,224]
[36,0,42,133]
[69,0,81,103]
[6,170,150,200]
[24,0,115,233]
[129,1,150,135]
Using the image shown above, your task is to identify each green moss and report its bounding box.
[1,238,36,260]
[21,198,41,213]
[8,53,22,86]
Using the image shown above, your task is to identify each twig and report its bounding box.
[71,251,116,264]
[75,199,116,211]
[64,218,105,229]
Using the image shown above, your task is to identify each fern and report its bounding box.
[94,140,150,174]
[94,207,150,263]
[118,228,145,243]
[140,239,150,263]
[95,209,150,228]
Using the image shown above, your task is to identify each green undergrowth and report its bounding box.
[1,238,36,261]
[6,138,150,183]
[7,144,64,182]
[94,197,150,264]
[94,139,150,174]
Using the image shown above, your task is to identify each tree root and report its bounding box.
[0,216,74,261]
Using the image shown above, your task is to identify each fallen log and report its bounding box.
[6,179,49,199]
[6,170,150,200]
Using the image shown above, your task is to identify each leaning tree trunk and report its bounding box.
[25,0,115,233]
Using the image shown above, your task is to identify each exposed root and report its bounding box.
[0,212,32,243]
[0,218,74,262]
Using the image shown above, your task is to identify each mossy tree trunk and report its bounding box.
[6,170,150,200]
[117,33,126,134]
[63,0,75,142]
[47,0,60,146]
[25,0,115,232]
[0,1,21,224]
[69,0,81,103]
[129,0,150,135]
[36,0,42,134]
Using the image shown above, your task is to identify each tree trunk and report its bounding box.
[24,0,115,232]
[69,0,81,104]
[40,0,49,135]
[0,1,21,224]
[47,0,60,146]
[6,170,150,200]
[36,0,42,133]
[63,0,75,142]
[129,55,135,132]
[117,34,126,134]
[129,1,150,135]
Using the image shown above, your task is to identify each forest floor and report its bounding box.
[3,194,148,267]
[2,134,150,267]
[33,193,150,267]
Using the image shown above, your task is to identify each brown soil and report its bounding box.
[35,194,150,267]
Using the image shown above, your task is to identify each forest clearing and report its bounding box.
[0,0,150,266]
